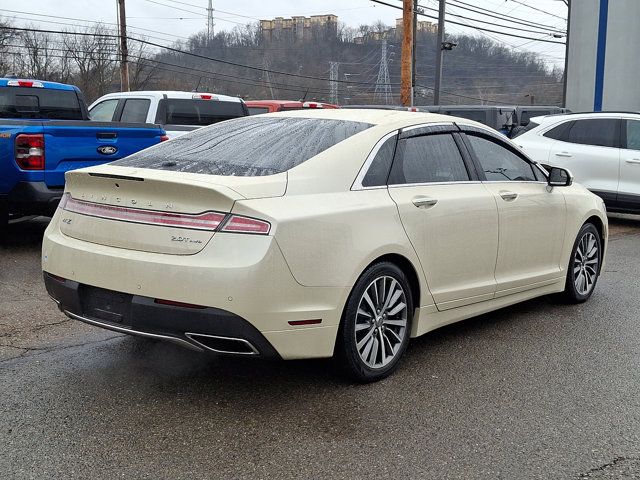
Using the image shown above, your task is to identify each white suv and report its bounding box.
[516,112,640,213]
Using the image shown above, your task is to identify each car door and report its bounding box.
[461,129,566,295]
[385,125,499,311]
[618,118,640,211]
[545,117,621,208]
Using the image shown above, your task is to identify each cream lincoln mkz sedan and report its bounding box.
[42,109,607,382]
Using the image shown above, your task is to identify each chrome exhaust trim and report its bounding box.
[64,310,204,352]
[185,332,260,355]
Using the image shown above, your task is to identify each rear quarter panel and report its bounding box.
[233,189,435,309]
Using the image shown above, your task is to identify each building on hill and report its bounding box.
[394,17,438,36]
[353,18,437,44]
[260,15,338,42]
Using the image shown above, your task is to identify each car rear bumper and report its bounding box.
[7,181,63,216]
[44,272,281,358]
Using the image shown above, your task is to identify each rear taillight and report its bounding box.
[61,197,271,234]
[192,93,215,100]
[7,80,44,88]
[63,196,226,231]
[220,215,271,234]
[15,133,45,170]
[160,135,169,142]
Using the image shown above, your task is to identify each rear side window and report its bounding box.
[388,133,469,185]
[543,121,573,140]
[625,120,640,150]
[158,98,246,126]
[548,118,620,147]
[466,134,536,182]
[114,116,372,176]
[0,86,83,120]
[90,99,119,121]
[120,99,150,123]
[361,135,397,187]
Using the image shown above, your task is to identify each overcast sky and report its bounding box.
[0,0,568,67]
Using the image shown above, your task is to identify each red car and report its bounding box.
[245,100,339,115]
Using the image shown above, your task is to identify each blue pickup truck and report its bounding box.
[0,78,166,231]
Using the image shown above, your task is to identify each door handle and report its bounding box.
[625,159,640,164]
[97,132,117,140]
[499,192,518,201]
[555,152,572,157]
[412,196,438,208]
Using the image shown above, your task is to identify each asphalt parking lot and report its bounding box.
[2,215,640,479]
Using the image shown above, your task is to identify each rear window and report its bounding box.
[113,116,372,176]
[0,86,83,120]
[157,98,246,126]
[248,106,270,115]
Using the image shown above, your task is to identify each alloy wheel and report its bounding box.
[573,231,599,296]
[354,275,408,369]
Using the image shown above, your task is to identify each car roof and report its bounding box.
[265,108,488,129]
[530,111,640,124]
[95,91,243,103]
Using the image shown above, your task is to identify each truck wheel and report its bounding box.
[0,199,8,236]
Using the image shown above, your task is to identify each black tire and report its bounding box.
[0,198,8,238]
[335,262,414,383]
[562,223,602,303]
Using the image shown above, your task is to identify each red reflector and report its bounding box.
[63,197,226,231]
[47,273,66,283]
[221,215,270,234]
[288,319,322,326]
[15,134,45,170]
[154,298,207,309]
[160,135,169,142]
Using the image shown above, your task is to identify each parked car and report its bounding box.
[508,106,568,138]
[516,112,640,213]
[43,110,607,382]
[89,91,248,138]
[0,78,166,232]
[246,100,338,115]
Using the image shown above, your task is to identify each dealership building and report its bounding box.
[566,0,640,111]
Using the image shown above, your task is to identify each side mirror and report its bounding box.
[548,166,573,187]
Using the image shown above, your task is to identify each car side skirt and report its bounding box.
[411,278,565,338]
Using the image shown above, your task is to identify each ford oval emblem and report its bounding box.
[97,145,118,155]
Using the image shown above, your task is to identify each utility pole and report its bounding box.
[117,0,130,92]
[207,0,215,40]
[329,61,339,105]
[411,0,418,106]
[400,0,414,107]
[433,0,446,105]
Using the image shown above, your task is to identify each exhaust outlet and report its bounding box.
[185,333,259,355]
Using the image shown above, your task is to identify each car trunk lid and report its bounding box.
[59,166,285,254]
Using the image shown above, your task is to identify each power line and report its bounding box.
[506,0,567,21]
[369,0,564,44]
[446,0,565,33]
[416,1,565,37]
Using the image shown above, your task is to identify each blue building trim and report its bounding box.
[594,0,609,111]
